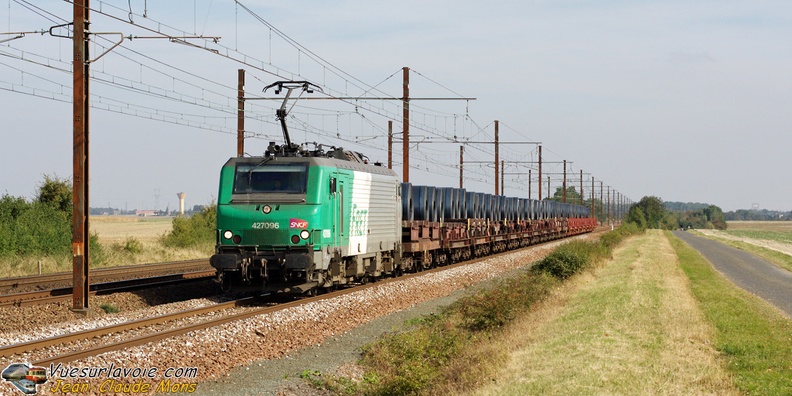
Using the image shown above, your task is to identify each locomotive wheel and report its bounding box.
[220,272,232,293]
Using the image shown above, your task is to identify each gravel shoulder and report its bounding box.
[198,289,469,396]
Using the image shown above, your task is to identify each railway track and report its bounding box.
[1,231,608,367]
[1,235,576,366]
[0,270,216,307]
[0,259,211,293]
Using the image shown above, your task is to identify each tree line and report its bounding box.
[626,197,727,230]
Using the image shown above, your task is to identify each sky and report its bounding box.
[1,1,790,212]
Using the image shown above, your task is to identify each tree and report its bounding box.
[634,196,665,229]
[625,205,647,229]
[37,174,72,214]
[548,186,581,204]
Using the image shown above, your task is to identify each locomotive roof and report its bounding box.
[224,155,397,177]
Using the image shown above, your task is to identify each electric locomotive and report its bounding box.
[210,81,402,293]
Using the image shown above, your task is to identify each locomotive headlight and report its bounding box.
[299,230,310,240]
[223,230,233,240]
[262,205,272,214]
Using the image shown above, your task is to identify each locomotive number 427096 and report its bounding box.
[251,222,280,229]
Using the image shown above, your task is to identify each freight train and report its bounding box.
[209,81,597,294]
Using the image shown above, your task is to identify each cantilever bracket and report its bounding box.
[86,32,124,63]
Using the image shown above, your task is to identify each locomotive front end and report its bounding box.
[211,157,332,293]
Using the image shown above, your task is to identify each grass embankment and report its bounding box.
[472,230,737,395]
[304,225,641,394]
[668,232,792,395]
[308,227,792,395]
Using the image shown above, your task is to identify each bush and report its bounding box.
[161,205,216,248]
[122,237,143,254]
[533,241,594,280]
[0,196,71,257]
[457,271,558,332]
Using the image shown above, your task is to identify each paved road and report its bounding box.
[673,230,792,317]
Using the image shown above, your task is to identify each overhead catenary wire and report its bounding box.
[2,1,630,203]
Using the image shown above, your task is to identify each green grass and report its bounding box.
[99,303,119,314]
[722,230,792,244]
[668,231,792,395]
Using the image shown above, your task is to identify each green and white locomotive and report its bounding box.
[210,81,402,293]
[211,145,402,293]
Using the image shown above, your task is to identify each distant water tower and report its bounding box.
[177,192,187,215]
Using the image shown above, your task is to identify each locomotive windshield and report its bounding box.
[233,163,308,194]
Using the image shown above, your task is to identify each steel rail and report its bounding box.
[14,229,602,365]
[0,259,210,291]
[0,270,216,307]
[0,297,259,359]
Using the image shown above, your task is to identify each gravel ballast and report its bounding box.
[0,236,594,395]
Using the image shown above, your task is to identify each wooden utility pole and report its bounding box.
[580,169,583,205]
[402,67,410,183]
[528,169,532,200]
[591,176,595,215]
[388,121,393,169]
[547,176,550,200]
[562,160,567,203]
[600,181,604,224]
[237,69,245,157]
[607,186,611,224]
[501,160,504,195]
[494,120,499,195]
[459,145,463,188]
[72,0,90,313]
[538,145,542,200]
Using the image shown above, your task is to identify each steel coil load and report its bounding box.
[441,188,455,220]
[457,188,467,219]
[527,199,535,220]
[413,185,429,221]
[478,193,489,219]
[512,197,518,221]
[466,191,479,219]
[433,187,443,223]
[401,183,414,222]
[516,198,526,221]
[491,194,501,221]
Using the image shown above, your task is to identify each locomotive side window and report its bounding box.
[233,163,308,194]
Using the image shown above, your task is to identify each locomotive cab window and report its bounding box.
[233,163,308,194]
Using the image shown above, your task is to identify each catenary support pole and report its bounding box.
[72,0,90,313]
[494,120,499,195]
[538,145,542,201]
[402,67,410,183]
[237,69,245,156]
[388,121,393,169]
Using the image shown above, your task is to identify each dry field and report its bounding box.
[726,220,792,232]
[696,221,792,259]
[90,215,174,243]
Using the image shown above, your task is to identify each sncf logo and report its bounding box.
[289,218,308,229]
